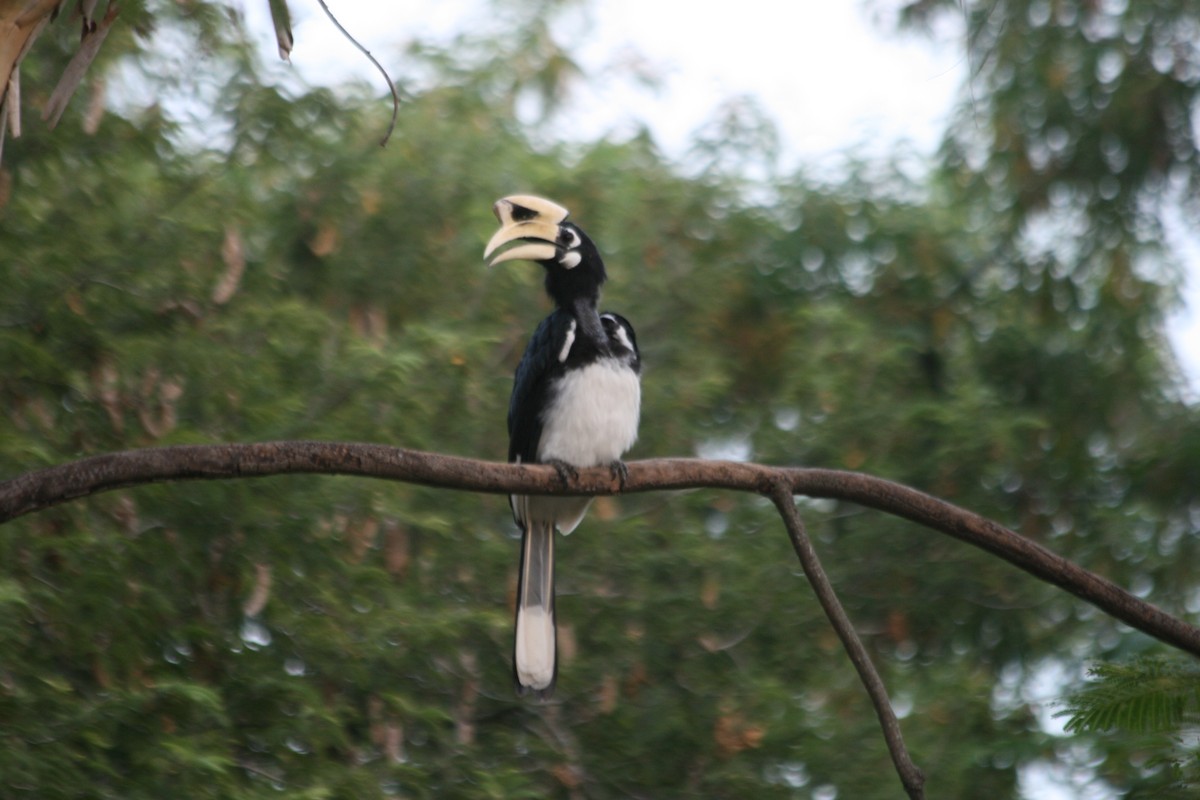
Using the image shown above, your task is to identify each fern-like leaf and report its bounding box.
[1059,657,1200,734]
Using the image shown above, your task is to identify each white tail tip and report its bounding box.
[515,605,555,691]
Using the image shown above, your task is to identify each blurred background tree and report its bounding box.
[1,0,1199,797]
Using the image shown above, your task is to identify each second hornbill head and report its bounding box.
[484,195,607,309]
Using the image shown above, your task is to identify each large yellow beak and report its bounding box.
[484,195,571,267]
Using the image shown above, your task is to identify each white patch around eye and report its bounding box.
[559,251,582,269]
[611,325,634,353]
[601,314,634,353]
[558,319,577,362]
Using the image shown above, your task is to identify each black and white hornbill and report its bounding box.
[484,195,642,697]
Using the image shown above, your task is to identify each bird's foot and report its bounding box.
[608,459,629,490]
[544,459,579,488]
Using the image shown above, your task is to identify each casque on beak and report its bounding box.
[484,195,571,267]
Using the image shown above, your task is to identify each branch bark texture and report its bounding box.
[2,440,1199,660]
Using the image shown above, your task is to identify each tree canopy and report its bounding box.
[2,1,1199,797]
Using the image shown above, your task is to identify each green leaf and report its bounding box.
[1060,658,1200,734]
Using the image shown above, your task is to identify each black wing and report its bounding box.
[507,309,574,464]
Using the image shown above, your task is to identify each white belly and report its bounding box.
[513,358,640,535]
[537,359,641,467]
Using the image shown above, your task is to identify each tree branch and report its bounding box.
[2,440,1199,661]
[769,481,924,799]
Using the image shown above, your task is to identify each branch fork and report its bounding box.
[4,440,1199,797]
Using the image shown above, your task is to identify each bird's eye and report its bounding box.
[563,228,581,249]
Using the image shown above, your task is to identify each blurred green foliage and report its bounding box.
[1,1,1199,797]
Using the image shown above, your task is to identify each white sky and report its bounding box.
[239,5,1196,795]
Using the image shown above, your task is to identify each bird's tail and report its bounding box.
[514,520,556,697]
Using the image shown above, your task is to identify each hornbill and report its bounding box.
[484,195,642,697]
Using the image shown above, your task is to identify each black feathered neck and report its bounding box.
[542,222,607,311]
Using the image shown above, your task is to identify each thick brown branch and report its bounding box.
[2,441,1198,659]
[770,482,924,799]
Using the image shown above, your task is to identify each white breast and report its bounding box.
[537,358,641,467]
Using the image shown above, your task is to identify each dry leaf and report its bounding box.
[597,673,618,714]
[0,0,58,164]
[42,0,118,129]
[885,609,910,644]
[558,623,576,665]
[714,711,766,757]
[383,721,404,763]
[267,0,292,61]
[551,764,583,790]
[347,516,379,563]
[700,574,720,609]
[212,226,245,305]
[81,73,103,133]
[592,495,618,521]
[623,661,648,698]
[90,359,122,433]
[360,186,381,214]
[455,651,479,746]
[242,562,272,617]
[383,520,410,578]
[4,67,18,138]
[309,221,339,256]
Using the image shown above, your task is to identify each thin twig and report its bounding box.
[314,0,400,147]
[769,480,925,799]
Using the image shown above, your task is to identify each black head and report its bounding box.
[484,195,608,309]
[600,311,640,372]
